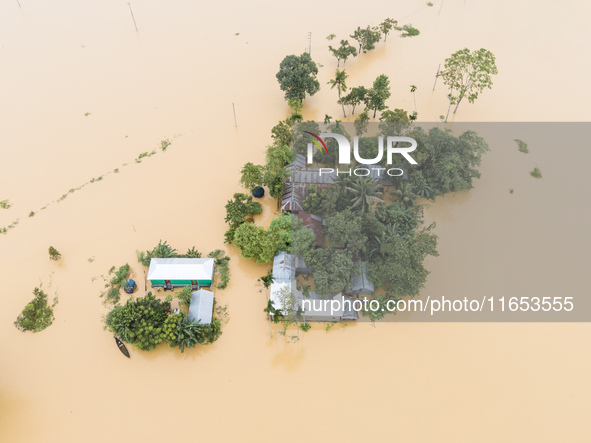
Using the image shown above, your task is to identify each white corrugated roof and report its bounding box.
[272,251,293,284]
[147,258,214,281]
[188,289,214,324]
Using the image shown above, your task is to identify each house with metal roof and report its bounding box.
[345,262,375,296]
[147,257,214,288]
[188,289,214,325]
[272,251,294,284]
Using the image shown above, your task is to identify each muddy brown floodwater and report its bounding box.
[1,1,590,441]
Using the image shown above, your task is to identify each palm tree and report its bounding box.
[328,69,349,118]
[345,177,383,213]
[392,183,418,209]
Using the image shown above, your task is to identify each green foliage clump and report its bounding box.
[514,139,529,153]
[350,26,381,53]
[48,246,62,261]
[160,139,171,152]
[258,272,275,289]
[105,294,170,351]
[398,24,420,38]
[102,264,130,304]
[135,150,157,163]
[162,312,222,352]
[365,74,391,118]
[408,127,490,195]
[271,120,292,147]
[367,226,438,297]
[328,39,357,67]
[268,213,292,253]
[300,322,311,332]
[29,211,35,217]
[530,167,542,179]
[177,286,193,308]
[234,223,277,264]
[208,249,231,289]
[224,193,263,244]
[14,287,56,333]
[276,52,320,103]
[0,199,11,209]
[185,246,202,258]
[137,240,178,266]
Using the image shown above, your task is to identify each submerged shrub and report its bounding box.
[14,288,55,333]
[48,246,62,261]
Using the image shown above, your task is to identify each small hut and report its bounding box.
[346,262,374,296]
[188,289,214,325]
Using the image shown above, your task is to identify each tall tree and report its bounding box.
[328,40,357,67]
[379,18,398,41]
[342,86,367,115]
[354,110,370,135]
[350,26,381,53]
[328,69,349,117]
[438,48,498,116]
[276,53,320,103]
[365,74,391,118]
[240,162,264,191]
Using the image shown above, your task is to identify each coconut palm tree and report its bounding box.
[345,177,383,213]
[392,183,419,209]
[328,69,349,118]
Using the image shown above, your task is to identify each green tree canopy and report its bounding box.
[268,213,292,252]
[240,162,264,191]
[365,74,391,118]
[328,39,357,67]
[438,48,498,115]
[350,26,381,53]
[266,143,291,172]
[409,127,490,194]
[224,193,263,243]
[379,18,398,41]
[309,248,354,295]
[328,69,349,117]
[379,108,412,136]
[342,86,368,115]
[276,53,320,103]
[324,209,368,256]
[367,227,438,297]
[105,294,171,351]
[233,222,277,264]
[14,287,55,333]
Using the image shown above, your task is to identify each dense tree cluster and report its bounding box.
[105,294,222,352]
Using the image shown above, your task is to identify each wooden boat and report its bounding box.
[114,336,130,358]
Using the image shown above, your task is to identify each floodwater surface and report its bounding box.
[1,0,590,441]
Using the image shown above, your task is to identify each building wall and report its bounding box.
[150,279,212,286]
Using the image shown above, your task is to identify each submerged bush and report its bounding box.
[14,287,55,333]
[48,246,62,261]
[101,264,130,304]
[137,240,179,266]
[208,249,231,289]
[514,139,529,154]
